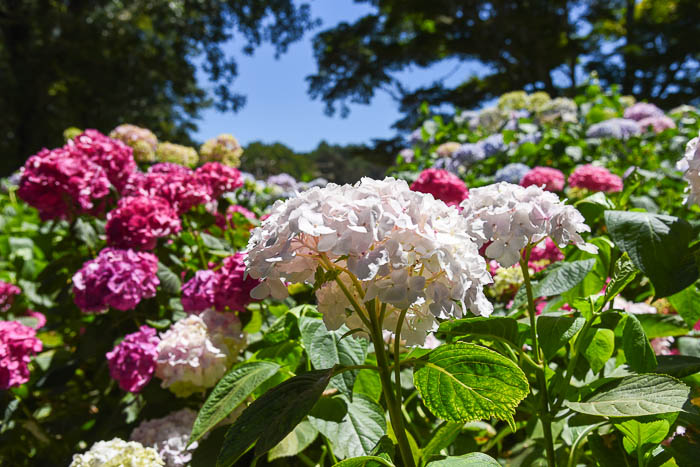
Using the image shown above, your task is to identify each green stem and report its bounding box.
[567,422,605,467]
[185,218,208,269]
[552,317,594,414]
[394,308,409,403]
[520,249,556,467]
[369,307,415,467]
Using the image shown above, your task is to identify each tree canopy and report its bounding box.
[0,0,316,175]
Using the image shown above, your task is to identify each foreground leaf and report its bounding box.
[668,285,700,329]
[615,419,669,455]
[581,328,615,374]
[332,456,395,467]
[534,259,596,298]
[537,316,585,360]
[654,355,700,378]
[267,421,318,461]
[413,343,528,427]
[217,369,333,466]
[603,253,638,305]
[622,314,657,373]
[426,452,501,466]
[438,316,519,345]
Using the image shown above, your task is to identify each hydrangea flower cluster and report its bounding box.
[124,165,211,215]
[105,196,181,250]
[156,142,199,167]
[568,164,623,192]
[460,182,596,267]
[0,320,43,389]
[409,168,469,206]
[637,116,676,134]
[69,438,164,467]
[194,162,243,198]
[537,97,578,123]
[18,146,111,220]
[72,248,159,312]
[266,173,299,194]
[494,163,531,184]
[520,167,565,192]
[200,134,244,167]
[246,177,493,346]
[106,326,160,393]
[130,409,198,467]
[110,124,158,163]
[181,253,260,313]
[155,310,245,397]
[399,148,415,163]
[0,281,21,312]
[677,131,700,205]
[69,129,136,192]
[623,102,664,121]
[586,118,641,140]
[435,142,461,157]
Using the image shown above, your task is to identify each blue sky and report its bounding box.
[195,0,488,152]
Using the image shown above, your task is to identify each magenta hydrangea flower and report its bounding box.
[195,162,243,198]
[0,320,43,389]
[68,129,136,192]
[180,253,260,313]
[528,238,565,272]
[623,102,664,121]
[18,147,111,220]
[568,165,623,193]
[148,163,192,176]
[410,168,469,206]
[123,167,211,215]
[106,325,160,393]
[637,116,676,134]
[106,196,181,250]
[72,248,160,312]
[520,167,565,192]
[0,281,21,312]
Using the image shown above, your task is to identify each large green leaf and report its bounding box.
[622,314,657,373]
[668,285,700,329]
[581,328,615,374]
[299,317,368,396]
[564,374,692,417]
[190,361,280,444]
[426,452,501,466]
[533,259,596,298]
[157,261,181,294]
[421,422,464,463]
[654,355,700,378]
[438,316,519,345]
[537,316,585,360]
[413,343,528,426]
[604,211,699,297]
[267,420,318,461]
[636,314,689,338]
[614,419,669,455]
[217,369,333,466]
[332,457,395,467]
[603,253,638,305]
[308,393,386,459]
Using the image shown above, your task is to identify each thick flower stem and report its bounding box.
[520,251,556,467]
[369,309,415,467]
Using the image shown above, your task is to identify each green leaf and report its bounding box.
[426,452,501,466]
[622,314,657,373]
[421,422,464,463]
[73,218,98,249]
[308,394,387,459]
[537,316,586,360]
[654,355,700,378]
[564,374,692,417]
[299,317,368,396]
[369,435,395,462]
[190,361,280,444]
[438,316,519,345]
[217,369,333,466]
[677,337,700,357]
[413,343,528,427]
[668,285,700,329]
[332,456,395,467]
[533,259,596,297]
[636,314,690,338]
[582,328,615,373]
[575,192,616,224]
[353,368,382,402]
[615,419,669,455]
[199,232,230,251]
[267,420,318,461]
[604,211,699,297]
[603,253,638,305]
[157,261,181,294]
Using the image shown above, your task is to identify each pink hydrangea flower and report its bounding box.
[0,281,21,312]
[195,162,243,198]
[520,167,565,192]
[181,253,260,313]
[123,167,211,215]
[18,147,111,220]
[68,129,136,192]
[148,162,191,176]
[568,165,623,193]
[0,320,43,389]
[624,102,664,121]
[106,325,160,393]
[410,168,469,206]
[528,238,565,272]
[72,248,160,312]
[106,196,181,250]
[637,116,676,134]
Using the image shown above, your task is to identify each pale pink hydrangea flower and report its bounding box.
[568,165,623,193]
[624,102,664,121]
[106,196,181,250]
[130,409,199,467]
[520,167,565,192]
[410,168,469,206]
[677,131,700,206]
[106,326,159,393]
[637,116,676,134]
[0,320,43,389]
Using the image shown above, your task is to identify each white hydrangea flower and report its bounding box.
[611,296,656,315]
[677,132,700,206]
[460,182,597,267]
[155,310,245,397]
[70,438,164,467]
[246,177,493,346]
[130,409,198,467]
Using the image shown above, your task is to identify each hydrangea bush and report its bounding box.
[1,81,699,467]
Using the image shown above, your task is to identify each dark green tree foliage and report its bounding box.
[0,0,316,175]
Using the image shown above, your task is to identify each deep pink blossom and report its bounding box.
[195,162,243,198]
[0,321,43,389]
[68,129,136,192]
[568,165,623,193]
[0,281,21,312]
[123,168,211,215]
[520,167,565,192]
[528,238,565,272]
[181,270,218,313]
[148,163,191,176]
[637,116,676,134]
[73,248,159,312]
[106,325,159,393]
[410,168,469,206]
[106,196,181,250]
[17,147,111,220]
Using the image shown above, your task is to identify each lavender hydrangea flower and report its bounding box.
[453,143,486,165]
[266,173,299,193]
[586,118,641,140]
[130,409,199,467]
[494,163,531,184]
